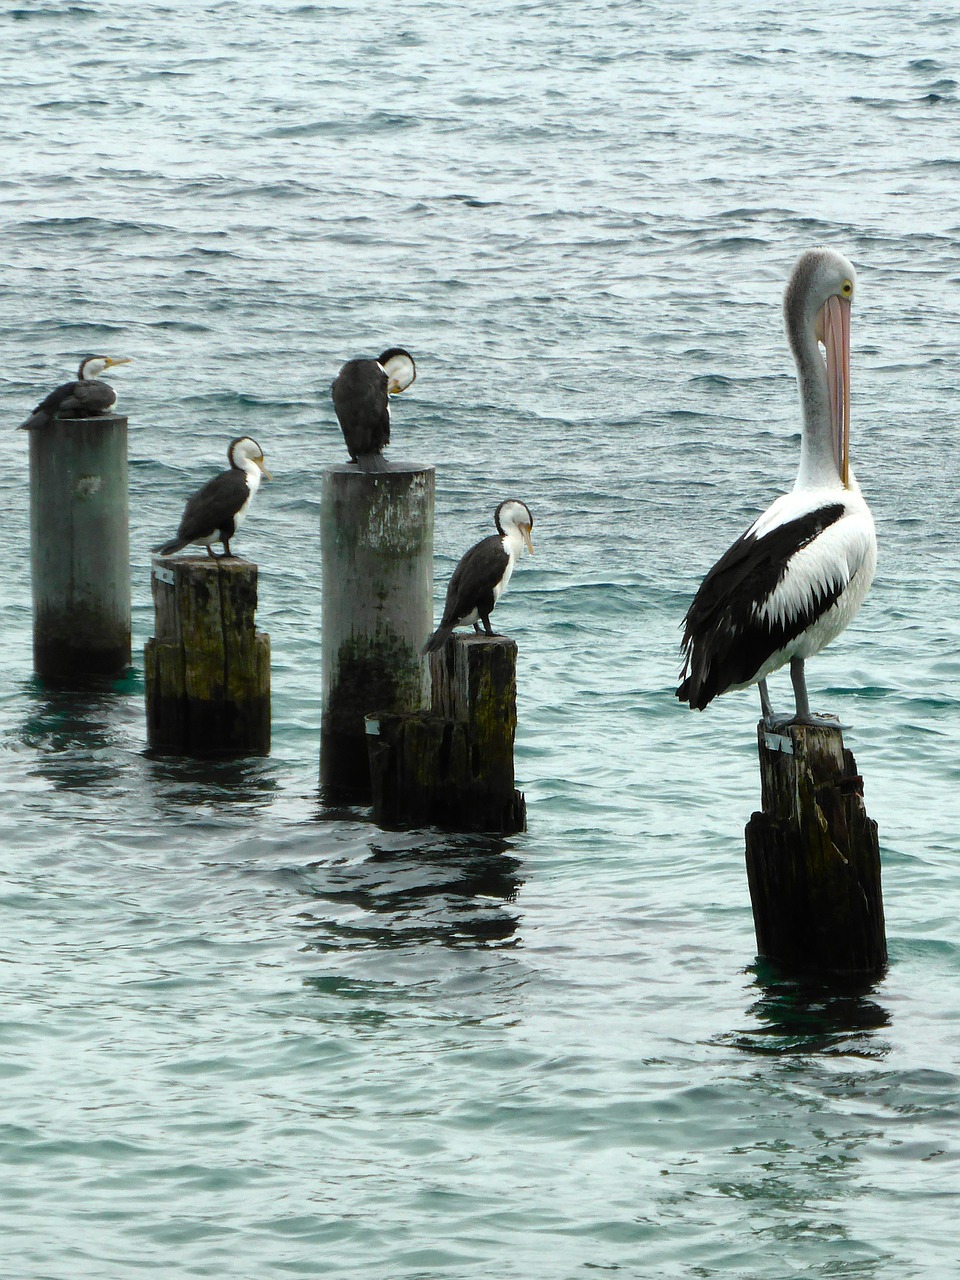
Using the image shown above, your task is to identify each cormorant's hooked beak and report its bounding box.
[256,458,272,480]
[822,294,851,488]
[104,357,132,369]
[522,526,534,555]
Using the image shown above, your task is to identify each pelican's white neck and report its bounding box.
[793,334,842,491]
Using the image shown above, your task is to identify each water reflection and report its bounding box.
[16,676,138,792]
[142,752,281,817]
[296,833,524,953]
[727,961,892,1059]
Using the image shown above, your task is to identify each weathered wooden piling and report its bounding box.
[29,415,131,680]
[320,464,434,802]
[744,721,886,977]
[144,555,270,757]
[366,633,526,833]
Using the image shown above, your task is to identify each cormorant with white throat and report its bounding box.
[331,347,416,471]
[677,247,877,728]
[153,436,271,559]
[423,499,534,654]
[18,355,132,430]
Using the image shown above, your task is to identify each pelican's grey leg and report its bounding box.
[759,678,775,726]
[790,657,810,721]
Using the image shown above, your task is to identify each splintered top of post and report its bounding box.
[152,552,259,574]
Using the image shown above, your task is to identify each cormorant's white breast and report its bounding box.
[422,499,534,654]
[153,436,271,560]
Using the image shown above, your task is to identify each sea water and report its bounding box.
[1,2,960,1275]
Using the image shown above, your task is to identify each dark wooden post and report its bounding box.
[144,555,270,757]
[29,415,131,680]
[744,722,886,977]
[366,633,526,833]
[320,464,434,802]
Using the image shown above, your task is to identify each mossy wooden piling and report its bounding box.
[366,633,526,833]
[29,415,131,681]
[320,464,434,802]
[744,722,886,977]
[145,555,270,757]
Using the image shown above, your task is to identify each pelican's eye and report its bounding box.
[841,279,853,297]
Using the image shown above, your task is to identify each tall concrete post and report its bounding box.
[29,415,131,681]
[320,464,434,802]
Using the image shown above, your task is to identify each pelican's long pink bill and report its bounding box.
[823,293,851,487]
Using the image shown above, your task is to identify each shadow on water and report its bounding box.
[15,674,140,792]
[295,832,524,954]
[723,959,892,1059]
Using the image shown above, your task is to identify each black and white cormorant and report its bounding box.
[153,436,271,559]
[18,355,132,430]
[677,247,877,728]
[330,347,416,472]
[422,499,534,654]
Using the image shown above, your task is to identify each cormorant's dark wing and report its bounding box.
[330,360,390,460]
[18,378,117,430]
[154,468,249,554]
[440,534,509,628]
[177,469,249,542]
[677,504,846,709]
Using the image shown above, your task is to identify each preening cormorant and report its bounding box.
[330,347,416,471]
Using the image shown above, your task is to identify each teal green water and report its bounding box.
[2,2,960,1275]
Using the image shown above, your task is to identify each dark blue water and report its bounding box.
[2,2,960,1275]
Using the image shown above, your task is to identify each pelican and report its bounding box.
[330,347,416,472]
[677,247,877,727]
[422,499,534,654]
[18,355,131,430]
[153,436,271,559]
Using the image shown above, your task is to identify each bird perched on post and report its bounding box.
[153,436,271,559]
[330,347,416,471]
[422,499,534,654]
[676,247,877,728]
[18,355,132,430]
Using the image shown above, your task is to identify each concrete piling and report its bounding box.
[319,464,435,802]
[29,415,131,681]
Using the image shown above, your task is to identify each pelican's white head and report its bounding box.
[784,247,857,488]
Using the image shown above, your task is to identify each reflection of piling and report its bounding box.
[745,722,886,977]
[29,416,131,680]
[144,555,270,757]
[366,634,526,834]
[320,464,434,802]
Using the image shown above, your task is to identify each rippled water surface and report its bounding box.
[2,2,960,1275]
